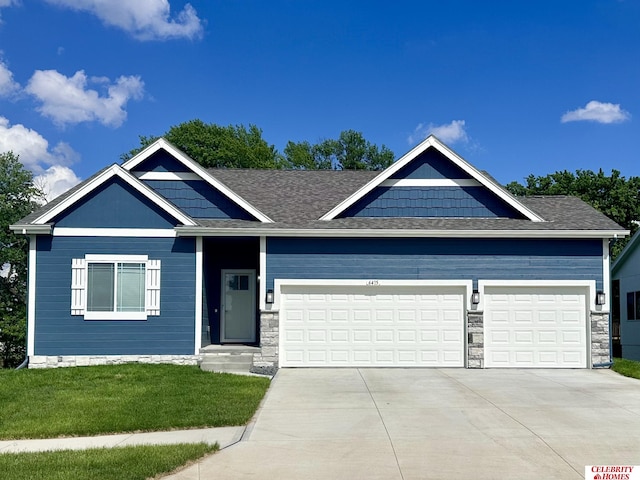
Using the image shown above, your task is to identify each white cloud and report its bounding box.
[408,120,468,145]
[34,165,81,202]
[0,57,20,97]
[26,69,144,127]
[561,100,631,124]
[0,116,78,172]
[44,0,203,41]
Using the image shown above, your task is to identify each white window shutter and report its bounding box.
[146,260,161,315]
[71,258,86,315]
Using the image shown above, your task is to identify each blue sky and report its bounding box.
[0,0,638,199]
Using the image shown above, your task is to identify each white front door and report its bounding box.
[221,270,256,343]
[484,286,588,368]
[280,284,465,367]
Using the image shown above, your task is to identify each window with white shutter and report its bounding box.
[71,255,160,320]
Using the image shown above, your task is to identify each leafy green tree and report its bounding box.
[506,169,640,257]
[122,120,286,169]
[284,130,394,170]
[0,152,42,367]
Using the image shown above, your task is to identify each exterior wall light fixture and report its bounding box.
[471,289,480,305]
[266,289,274,304]
[596,290,606,306]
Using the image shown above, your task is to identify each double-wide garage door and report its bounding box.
[280,285,465,367]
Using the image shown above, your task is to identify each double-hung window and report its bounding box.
[71,255,160,320]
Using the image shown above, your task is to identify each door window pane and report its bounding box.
[87,263,114,312]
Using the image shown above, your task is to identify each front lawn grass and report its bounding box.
[612,357,640,380]
[0,363,270,439]
[0,443,217,480]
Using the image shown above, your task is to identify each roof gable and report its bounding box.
[122,138,273,223]
[32,165,195,227]
[320,136,544,222]
[52,176,183,229]
[611,229,640,275]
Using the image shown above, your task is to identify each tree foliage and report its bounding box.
[122,121,395,171]
[121,120,286,169]
[284,130,394,170]
[506,169,640,257]
[0,151,42,367]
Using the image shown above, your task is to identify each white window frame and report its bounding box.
[71,254,161,321]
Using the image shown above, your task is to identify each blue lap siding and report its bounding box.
[266,237,603,290]
[34,236,196,356]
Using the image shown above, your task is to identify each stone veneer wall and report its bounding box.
[28,355,200,369]
[590,312,611,367]
[251,310,279,375]
[467,311,484,368]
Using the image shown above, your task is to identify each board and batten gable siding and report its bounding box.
[144,180,255,220]
[129,149,192,173]
[340,186,523,218]
[266,237,604,291]
[612,249,640,360]
[389,148,474,180]
[52,177,179,229]
[34,236,196,356]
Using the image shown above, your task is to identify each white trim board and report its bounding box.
[122,138,273,223]
[135,172,202,181]
[175,226,625,239]
[53,228,177,238]
[380,178,481,187]
[477,279,598,312]
[273,278,474,311]
[320,135,545,222]
[195,236,203,354]
[33,164,196,227]
[27,237,36,356]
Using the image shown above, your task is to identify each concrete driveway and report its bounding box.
[166,368,640,480]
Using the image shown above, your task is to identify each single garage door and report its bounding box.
[280,284,465,367]
[484,286,587,368]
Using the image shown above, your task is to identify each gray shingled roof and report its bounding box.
[15,166,626,234]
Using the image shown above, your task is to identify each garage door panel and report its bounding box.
[280,286,465,367]
[484,286,587,368]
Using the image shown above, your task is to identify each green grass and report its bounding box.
[0,443,218,480]
[612,357,640,380]
[0,363,270,440]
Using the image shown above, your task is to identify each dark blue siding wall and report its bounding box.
[391,149,473,179]
[266,237,603,290]
[341,186,523,218]
[145,180,254,220]
[53,178,178,228]
[130,150,191,172]
[35,236,196,355]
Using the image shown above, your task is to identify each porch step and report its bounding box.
[198,346,260,374]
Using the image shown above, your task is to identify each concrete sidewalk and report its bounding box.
[0,426,244,454]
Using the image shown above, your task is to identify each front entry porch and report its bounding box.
[201,238,260,349]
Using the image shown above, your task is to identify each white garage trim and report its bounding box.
[480,280,593,368]
[477,280,597,311]
[275,279,472,368]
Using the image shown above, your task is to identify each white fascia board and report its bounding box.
[123,138,273,223]
[32,164,196,227]
[320,135,544,222]
[175,226,628,239]
[380,178,481,187]
[134,172,202,181]
[273,278,474,311]
[9,224,52,235]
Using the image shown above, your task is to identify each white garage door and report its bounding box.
[484,286,587,368]
[280,284,465,367]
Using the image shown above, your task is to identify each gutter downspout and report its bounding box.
[15,356,29,370]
